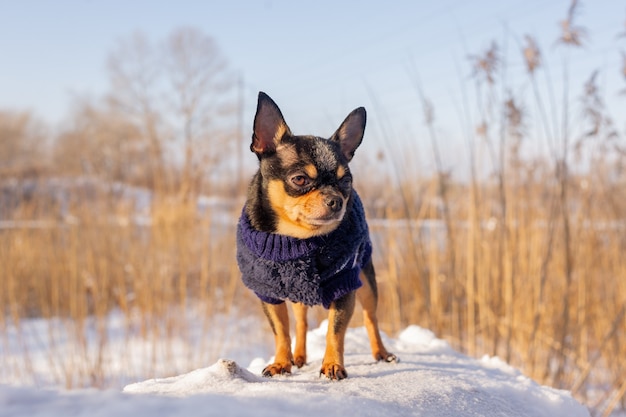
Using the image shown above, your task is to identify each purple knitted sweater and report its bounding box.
[236,192,371,309]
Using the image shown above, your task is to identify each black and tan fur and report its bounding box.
[244,92,396,380]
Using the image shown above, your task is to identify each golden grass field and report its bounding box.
[1,161,625,414]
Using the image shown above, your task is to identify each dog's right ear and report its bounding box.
[251,92,292,156]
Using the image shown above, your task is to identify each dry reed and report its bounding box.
[0,184,256,387]
[1,105,624,412]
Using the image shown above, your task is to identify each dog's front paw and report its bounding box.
[320,363,348,380]
[294,355,306,368]
[262,362,292,377]
[376,351,399,363]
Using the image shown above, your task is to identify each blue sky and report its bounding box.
[1,0,624,174]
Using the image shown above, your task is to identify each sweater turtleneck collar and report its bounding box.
[237,212,325,262]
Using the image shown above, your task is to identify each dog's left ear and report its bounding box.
[330,107,366,162]
[251,92,292,156]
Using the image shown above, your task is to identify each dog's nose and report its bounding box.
[325,196,343,212]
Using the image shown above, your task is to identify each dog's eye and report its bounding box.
[291,175,310,188]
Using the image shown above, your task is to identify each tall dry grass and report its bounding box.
[1,112,623,411]
[0,183,258,387]
[366,163,625,411]
[361,3,626,413]
[3,158,624,410]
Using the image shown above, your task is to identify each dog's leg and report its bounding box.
[358,260,397,362]
[292,302,308,368]
[320,291,355,380]
[261,302,293,376]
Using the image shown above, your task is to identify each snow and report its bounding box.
[0,319,590,417]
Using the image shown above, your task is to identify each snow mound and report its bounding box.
[119,322,589,417]
[124,359,262,396]
[0,322,590,417]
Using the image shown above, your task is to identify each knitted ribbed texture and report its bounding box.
[236,191,371,309]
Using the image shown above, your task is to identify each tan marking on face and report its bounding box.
[267,180,345,238]
[303,164,318,179]
[273,123,288,144]
[336,165,346,179]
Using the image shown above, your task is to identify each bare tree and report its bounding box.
[0,110,49,177]
[54,99,149,184]
[162,27,232,198]
[102,28,234,194]
[106,32,169,190]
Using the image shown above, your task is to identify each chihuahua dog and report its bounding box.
[236,92,396,380]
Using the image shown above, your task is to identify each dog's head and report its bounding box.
[248,92,366,239]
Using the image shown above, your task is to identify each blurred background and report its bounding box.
[1,1,625,415]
